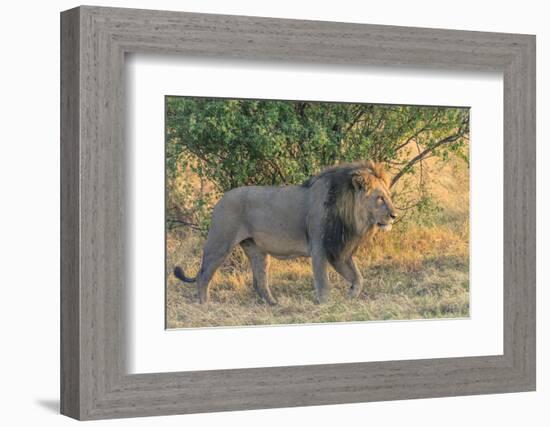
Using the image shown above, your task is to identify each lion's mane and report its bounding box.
[302,161,390,264]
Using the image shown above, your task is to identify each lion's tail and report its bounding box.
[174,266,198,283]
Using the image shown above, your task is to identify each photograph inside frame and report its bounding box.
[165,96,470,329]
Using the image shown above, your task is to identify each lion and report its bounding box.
[174,161,397,305]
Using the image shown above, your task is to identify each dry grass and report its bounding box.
[166,223,469,328]
[166,157,469,329]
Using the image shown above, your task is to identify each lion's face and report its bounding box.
[352,170,397,232]
[366,185,397,231]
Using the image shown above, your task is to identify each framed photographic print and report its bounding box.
[61,5,536,420]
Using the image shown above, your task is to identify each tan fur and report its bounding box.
[364,160,392,188]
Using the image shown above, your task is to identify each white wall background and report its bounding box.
[0,0,546,425]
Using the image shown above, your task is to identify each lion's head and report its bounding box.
[312,161,397,263]
[350,161,397,233]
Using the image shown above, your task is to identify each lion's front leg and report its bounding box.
[330,257,364,299]
[311,245,330,304]
[346,258,364,299]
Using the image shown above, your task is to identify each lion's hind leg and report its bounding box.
[240,239,277,306]
[196,228,244,304]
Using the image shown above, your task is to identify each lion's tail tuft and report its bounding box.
[174,266,198,283]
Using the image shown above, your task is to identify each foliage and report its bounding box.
[166,97,469,227]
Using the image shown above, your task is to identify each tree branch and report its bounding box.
[390,130,466,188]
[393,111,441,153]
[167,218,204,231]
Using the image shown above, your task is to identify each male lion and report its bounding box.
[174,161,397,305]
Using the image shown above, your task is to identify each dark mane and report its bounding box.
[322,170,360,264]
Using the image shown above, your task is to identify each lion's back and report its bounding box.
[216,184,309,225]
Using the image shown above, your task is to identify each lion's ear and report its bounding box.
[351,172,366,191]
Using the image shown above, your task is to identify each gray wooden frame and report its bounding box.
[60,5,536,420]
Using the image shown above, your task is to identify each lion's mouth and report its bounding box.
[377,222,393,232]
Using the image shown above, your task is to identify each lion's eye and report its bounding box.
[376,196,384,205]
